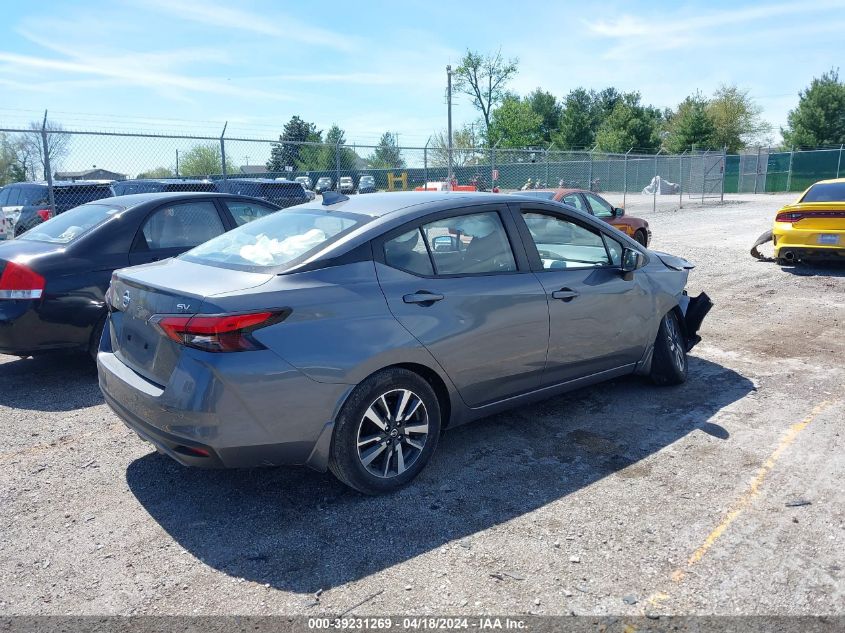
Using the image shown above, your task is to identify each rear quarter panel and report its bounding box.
[200,261,458,390]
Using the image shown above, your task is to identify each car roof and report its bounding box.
[89,191,252,207]
[297,191,510,218]
[6,180,112,188]
[814,177,845,185]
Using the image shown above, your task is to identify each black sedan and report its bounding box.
[0,192,282,358]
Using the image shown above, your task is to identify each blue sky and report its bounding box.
[1,0,844,148]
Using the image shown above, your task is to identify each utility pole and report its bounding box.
[220,121,228,180]
[175,149,179,177]
[41,110,56,215]
[446,64,453,185]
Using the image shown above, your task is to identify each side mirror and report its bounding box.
[621,247,645,280]
[613,207,625,217]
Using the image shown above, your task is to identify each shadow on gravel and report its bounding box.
[126,356,753,594]
[780,261,845,277]
[0,353,101,411]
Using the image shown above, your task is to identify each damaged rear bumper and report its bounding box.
[679,291,713,351]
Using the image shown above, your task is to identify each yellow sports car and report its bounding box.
[772,178,845,264]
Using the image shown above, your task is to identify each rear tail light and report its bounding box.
[35,209,52,222]
[151,310,289,352]
[0,261,46,300]
[776,210,845,223]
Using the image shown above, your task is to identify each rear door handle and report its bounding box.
[403,291,444,305]
[552,288,579,302]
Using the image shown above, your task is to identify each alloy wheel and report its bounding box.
[356,388,429,478]
[665,314,686,371]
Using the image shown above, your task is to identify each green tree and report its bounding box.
[487,96,544,148]
[593,87,622,121]
[1,133,26,185]
[594,93,662,153]
[267,116,322,172]
[707,85,769,152]
[454,49,519,134]
[137,166,174,179]
[554,88,597,149]
[178,144,234,176]
[663,93,716,152]
[369,132,405,169]
[525,89,561,144]
[782,69,845,148]
[321,124,359,171]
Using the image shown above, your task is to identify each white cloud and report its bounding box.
[585,0,845,58]
[0,28,291,102]
[135,0,360,52]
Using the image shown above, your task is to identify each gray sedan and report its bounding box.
[97,192,711,494]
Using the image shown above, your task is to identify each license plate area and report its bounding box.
[817,234,840,245]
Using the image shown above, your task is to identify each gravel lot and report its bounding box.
[1,192,843,616]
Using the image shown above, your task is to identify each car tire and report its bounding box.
[329,368,441,495]
[650,310,688,386]
[633,229,648,247]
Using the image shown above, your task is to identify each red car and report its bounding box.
[514,189,651,247]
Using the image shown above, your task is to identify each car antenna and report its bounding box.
[322,191,349,205]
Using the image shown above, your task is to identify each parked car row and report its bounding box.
[0,178,311,238]
[1,187,710,493]
[307,174,377,194]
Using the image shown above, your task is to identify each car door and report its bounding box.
[512,202,653,385]
[374,204,550,408]
[128,199,228,266]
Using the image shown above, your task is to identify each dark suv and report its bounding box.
[1,181,114,237]
[218,178,309,208]
[110,179,218,196]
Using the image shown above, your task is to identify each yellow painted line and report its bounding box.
[644,399,835,611]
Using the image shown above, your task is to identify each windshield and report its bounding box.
[18,203,124,244]
[181,208,370,271]
[801,182,845,202]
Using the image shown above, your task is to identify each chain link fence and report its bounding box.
[2,123,844,233]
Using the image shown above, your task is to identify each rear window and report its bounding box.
[163,182,217,192]
[19,186,50,206]
[18,203,124,244]
[225,182,305,199]
[112,182,161,195]
[800,183,845,203]
[181,208,369,271]
[54,185,113,211]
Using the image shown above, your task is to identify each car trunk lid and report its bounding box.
[108,258,273,385]
[783,204,845,230]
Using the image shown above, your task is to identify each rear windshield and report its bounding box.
[18,203,124,244]
[181,208,369,271]
[801,183,845,203]
[53,185,113,209]
[226,182,305,199]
